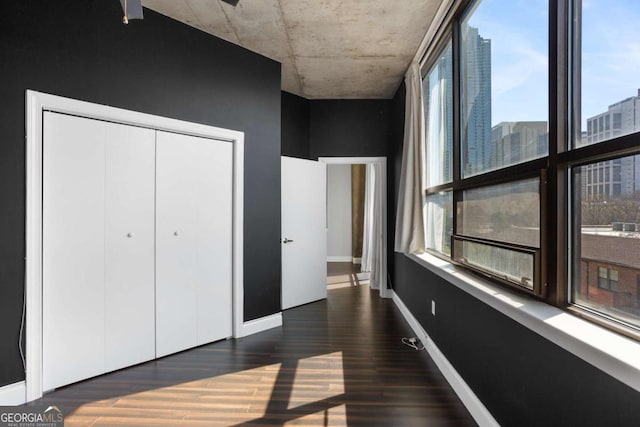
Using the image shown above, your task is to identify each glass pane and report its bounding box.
[580,155,640,201]
[455,239,535,290]
[423,40,453,187]
[610,270,619,282]
[598,267,607,279]
[573,156,640,329]
[424,192,453,255]
[457,178,540,247]
[460,0,548,176]
[576,0,640,147]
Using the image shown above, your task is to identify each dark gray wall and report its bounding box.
[309,100,391,159]
[283,93,400,313]
[389,84,640,426]
[0,0,281,387]
[305,98,395,263]
[389,82,406,277]
[281,97,392,160]
[281,91,311,159]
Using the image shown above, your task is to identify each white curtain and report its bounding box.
[394,62,425,254]
[424,198,445,251]
[424,71,448,251]
[361,163,383,290]
[426,70,447,188]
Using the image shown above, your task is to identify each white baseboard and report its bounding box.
[390,291,499,427]
[352,257,362,264]
[0,381,26,406]
[240,313,283,337]
[327,256,352,262]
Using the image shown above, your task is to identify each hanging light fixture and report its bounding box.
[120,0,144,24]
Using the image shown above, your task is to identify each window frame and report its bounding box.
[421,30,456,262]
[421,0,551,297]
[565,0,640,339]
[418,0,640,340]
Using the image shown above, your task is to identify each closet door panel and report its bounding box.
[155,131,198,357]
[42,112,106,390]
[156,131,233,356]
[195,140,233,344]
[104,123,156,371]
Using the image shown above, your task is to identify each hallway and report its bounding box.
[31,285,476,426]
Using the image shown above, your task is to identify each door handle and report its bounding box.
[282,238,294,244]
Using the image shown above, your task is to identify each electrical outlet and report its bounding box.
[431,300,436,316]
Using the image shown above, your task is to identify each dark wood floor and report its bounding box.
[31,284,476,426]
[327,262,366,289]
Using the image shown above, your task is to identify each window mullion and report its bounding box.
[451,14,462,260]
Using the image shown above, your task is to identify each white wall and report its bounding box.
[327,164,352,261]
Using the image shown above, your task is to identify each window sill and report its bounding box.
[407,252,640,392]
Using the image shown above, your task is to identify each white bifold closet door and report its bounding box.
[104,123,156,373]
[43,112,155,391]
[155,131,233,358]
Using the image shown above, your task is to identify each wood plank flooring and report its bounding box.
[326,262,368,289]
[30,279,476,426]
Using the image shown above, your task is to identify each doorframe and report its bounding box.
[319,157,389,298]
[25,91,245,401]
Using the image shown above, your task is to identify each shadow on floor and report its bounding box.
[28,285,477,426]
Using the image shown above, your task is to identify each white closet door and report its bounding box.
[156,132,198,357]
[194,137,233,345]
[43,112,106,390]
[104,123,156,372]
[155,131,233,357]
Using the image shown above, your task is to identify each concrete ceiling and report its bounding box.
[141,0,441,99]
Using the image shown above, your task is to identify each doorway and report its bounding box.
[319,157,388,298]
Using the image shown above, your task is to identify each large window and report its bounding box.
[427,0,548,294]
[569,0,640,334]
[572,155,640,331]
[418,0,640,338]
[460,0,548,177]
[575,0,640,147]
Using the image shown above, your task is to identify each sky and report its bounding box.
[465,0,640,129]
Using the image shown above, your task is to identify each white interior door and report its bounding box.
[281,156,327,310]
[156,131,233,357]
[43,112,106,390]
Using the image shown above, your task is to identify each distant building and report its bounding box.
[461,26,492,176]
[490,121,548,169]
[579,229,640,320]
[581,89,640,200]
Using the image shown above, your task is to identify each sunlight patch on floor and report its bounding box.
[67,363,283,426]
[287,352,345,411]
[327,279,369,290]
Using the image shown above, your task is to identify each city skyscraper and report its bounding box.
[461,25,492,176]
[582,89,640,200]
